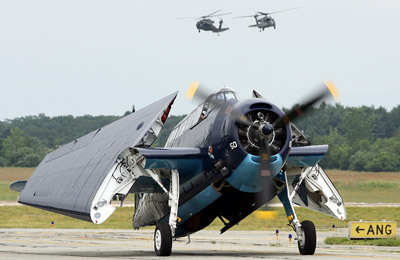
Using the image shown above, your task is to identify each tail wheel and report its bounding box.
[154,222,172,256]
[298,220,316,255]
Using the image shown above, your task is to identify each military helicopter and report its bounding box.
[11,81,345,257]
[236,7,299,31]
[177,10,231,35]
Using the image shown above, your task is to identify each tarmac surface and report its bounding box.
[0,228,399,260]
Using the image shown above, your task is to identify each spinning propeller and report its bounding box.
[186,81,339,207]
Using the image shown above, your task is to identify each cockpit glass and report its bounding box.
[225,92,238,101]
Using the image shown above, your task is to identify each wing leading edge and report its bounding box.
[18,92,177,222]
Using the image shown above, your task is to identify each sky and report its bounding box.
[0,0,399,120]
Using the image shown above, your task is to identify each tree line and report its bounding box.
[1,103,400,171]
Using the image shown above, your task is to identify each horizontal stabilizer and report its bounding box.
[286,145,328,168]
[10,181,27,192]
[135,147,206,183]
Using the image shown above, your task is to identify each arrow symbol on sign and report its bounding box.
[356,226,365,233]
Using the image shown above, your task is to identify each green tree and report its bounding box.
[2,127,27,163]
[1,127,49,167]
[349,150,374,171]
[342,108,374,145]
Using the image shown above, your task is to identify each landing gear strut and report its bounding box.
[276,170,317,255]
[149,169,180,256]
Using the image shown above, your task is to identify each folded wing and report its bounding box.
[18,92,177,222]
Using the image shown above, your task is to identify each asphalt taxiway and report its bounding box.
[0,228,399,260]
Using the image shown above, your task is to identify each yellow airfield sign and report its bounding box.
[349,221,397,239]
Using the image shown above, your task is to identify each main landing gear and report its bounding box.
[297,220,316,255]
[154,222,173,256]
[276,170,317,255]
[149,170,180,256]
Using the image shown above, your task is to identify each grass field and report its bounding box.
[0,205,399,231]
[0,168,34,201]
[1,167,399,234]
[2,168,400,203]
[327,170,400,203]
[325,237,400,246]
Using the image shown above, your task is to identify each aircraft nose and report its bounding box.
[261,123,274,136]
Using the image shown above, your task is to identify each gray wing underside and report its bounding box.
[18,92,177,220]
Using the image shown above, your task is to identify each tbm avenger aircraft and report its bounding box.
[177,10,231,35]
[236,7,299,31]
[11,81,346,256]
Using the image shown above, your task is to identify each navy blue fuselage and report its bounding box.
[133,91,293,237]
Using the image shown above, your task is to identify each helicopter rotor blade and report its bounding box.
[264,7,300,15]
[177,10,230,21]
[176,16,199,19]
[208,12,232,18]
[234,14,260,18]
[203,9,223,18]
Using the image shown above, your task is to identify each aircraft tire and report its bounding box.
[297,220,316,255]
[154,222,172,256]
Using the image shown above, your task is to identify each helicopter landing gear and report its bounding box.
[276,170,317,255]
[198,29,201,33]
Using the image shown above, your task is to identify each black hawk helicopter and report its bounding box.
[177,10,231,35]
[11,81,345,257]
[236,7,299,31]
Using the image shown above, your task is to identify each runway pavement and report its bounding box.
[0,228,399,260]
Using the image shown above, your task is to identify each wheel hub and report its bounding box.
[298,228,305,248]
[155,229,162,250]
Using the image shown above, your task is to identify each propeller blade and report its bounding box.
[260,139,272,178]
[255,138,276,208]
[273,80,339,128]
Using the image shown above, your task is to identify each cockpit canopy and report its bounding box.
[212,87,240,103]
[165,88,239,147]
